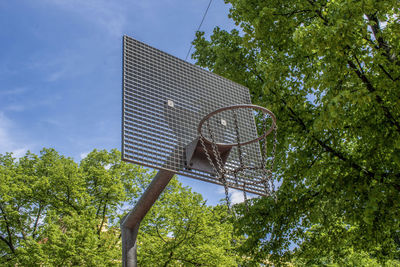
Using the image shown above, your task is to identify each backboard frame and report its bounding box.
[122,35,271,196]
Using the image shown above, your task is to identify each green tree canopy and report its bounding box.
[192,0,400,264]
[138,179,241,266]
[0,148,144,266]
[0,149,241,266]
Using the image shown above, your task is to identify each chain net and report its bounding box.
[198,107,278,212]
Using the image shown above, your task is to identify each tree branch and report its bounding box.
[378,64,399,81]
[170,256,202,266]
[0,235,15,255]
[53,195,81,215]
[97,196,108,236]
[13,206,28,241]
[155,224,168,244]
[32,204,43,239]
[163,250,174,267]
[96,199,103,217]
[347,59,400,133]
[250,67,374,177]
[306,0,328,25]
[365,13,397,64]
[0,204,15,254]
[273,9,312,17]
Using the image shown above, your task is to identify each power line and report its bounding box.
[185,0,213,61]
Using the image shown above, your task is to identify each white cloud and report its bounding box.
[42,0,126,37]
[46,68,68,82]
[230,189,245,204]
[11,148,29,158]
[26,50,88,83]
[80,151,90,159]
[0,112,30,158]
[217,187,226,194]
[0,87,27,96]
[3,93,62,112]
[217,187,256,205]
[4,105,26,112]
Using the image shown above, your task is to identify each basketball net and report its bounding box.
[198,105,278,212]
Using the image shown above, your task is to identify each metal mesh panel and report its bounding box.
[122,35,267,195]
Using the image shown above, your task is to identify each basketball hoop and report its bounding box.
[122,36,278,266]
[197,104,278,209]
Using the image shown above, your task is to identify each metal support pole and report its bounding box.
[120,169,175,267]
[121,222,139,267]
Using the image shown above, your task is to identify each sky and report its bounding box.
[0,0,254,206]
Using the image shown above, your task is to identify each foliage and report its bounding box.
[193,0,400,264]
[0,149,240,266]
[294,247,400,267]
[0,148,143,266]
[138,179,241,266]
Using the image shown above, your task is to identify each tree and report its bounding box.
[0,148,144,266]
[0,148,241,266]
[138,179,241,266]
[192,0,400,264]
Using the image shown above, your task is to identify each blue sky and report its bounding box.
[0,0,253,205]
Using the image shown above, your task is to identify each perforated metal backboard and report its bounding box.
[122,35,268,195]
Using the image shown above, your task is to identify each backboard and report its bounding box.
[122,35,270,196]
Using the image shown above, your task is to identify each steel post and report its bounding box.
[120,169,175,267]
[121,222,139,267]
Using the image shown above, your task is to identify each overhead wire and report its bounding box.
[185,0,213,61]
